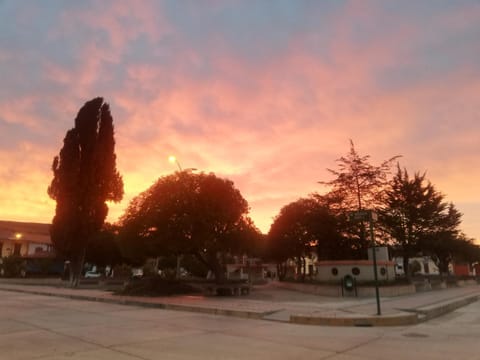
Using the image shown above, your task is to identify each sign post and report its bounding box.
[349,210,381,315]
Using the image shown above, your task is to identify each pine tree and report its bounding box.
[319,140,399,246]
[382,166,463,277]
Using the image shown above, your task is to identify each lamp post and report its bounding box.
[168,155,182,171]
[167,155,198,279]
[168,155,197,173]
[168,155,182,279]
[369,211,381,316]
[349,210,381,315]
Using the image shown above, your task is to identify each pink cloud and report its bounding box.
[1,2,479,240]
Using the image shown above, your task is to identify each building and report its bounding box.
[314,246,396,283]
[315,260,396,283]
[393,256,440,276]
[224,255,280,283]
[0,220,54,258]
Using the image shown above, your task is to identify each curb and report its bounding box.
[290,294,480,327]
[0,286,269,320]
[290,312,418,327]
[412,294,480,322]
[1,285,478,327]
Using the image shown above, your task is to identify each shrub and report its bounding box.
[118,276,199,296]
[1,256,24,277]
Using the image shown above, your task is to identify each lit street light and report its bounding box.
[168,155,197,173]
[167,155,198,279]
[168,155,182,171]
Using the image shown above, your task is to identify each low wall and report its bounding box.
[316,260,396,283]
[456,279,478,287]
[273,281,416,297]
[356,284,415,297]
[273,281,342,297]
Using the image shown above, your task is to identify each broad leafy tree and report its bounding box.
[267,196,351,280]
[119,171,258,283]
[267,198,318,280]
[48,97,124,286]
[85,223,124,268]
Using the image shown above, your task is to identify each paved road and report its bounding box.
[0,290,479,359]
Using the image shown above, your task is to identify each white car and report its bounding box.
[131,268,143,278]
[84,271,101,278]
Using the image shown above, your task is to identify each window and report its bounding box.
[380,267,387,276]
[352,267,360,275]
[331,267,338,276]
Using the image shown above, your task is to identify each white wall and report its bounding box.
[316,260,396,283]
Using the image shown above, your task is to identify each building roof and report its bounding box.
[0,220,51,245]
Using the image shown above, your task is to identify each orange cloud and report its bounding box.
[1,2,479,242]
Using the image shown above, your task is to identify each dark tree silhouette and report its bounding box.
[85,223,124,268]
[267,196,350,281]
[119,171,258,283]
[381,166,464,277]
[48,97,123,287]
[319,140,400,211]
[319,140,400,244]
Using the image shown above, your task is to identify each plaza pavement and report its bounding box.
[2,289,480,360]
[0,280,478,327]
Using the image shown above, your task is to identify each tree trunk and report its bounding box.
[277,263,286,281]
[301,257,306,282]
[212,261,226,284]
[194,252,226,284]
[403,255,410,281]
[296,258,302,281]
[68,248,86,288]
[438,257,450,276]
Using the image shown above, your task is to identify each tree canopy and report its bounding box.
[317,140,400,247]
[381,166,465,276]
[119,171,259,282]
[319,140,400,212]
[48,97,123,286]
[85,223,124,268]
[267,195,360,280]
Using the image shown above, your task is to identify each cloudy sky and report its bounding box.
[0,0,479,240]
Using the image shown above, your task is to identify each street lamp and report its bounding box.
[167,155,198,279]
[349,209,381,315]
[168,155,197,173]
[168,155,182,171]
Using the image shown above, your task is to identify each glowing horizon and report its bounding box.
[0,1,479,241]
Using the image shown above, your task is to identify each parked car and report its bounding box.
[131,268,144,278]
[84,270,102,278]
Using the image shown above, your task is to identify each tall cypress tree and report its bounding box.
[48,97,123,286]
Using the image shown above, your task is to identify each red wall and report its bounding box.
[453,264,470,276]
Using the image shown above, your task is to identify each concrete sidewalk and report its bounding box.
[0,281,478,327]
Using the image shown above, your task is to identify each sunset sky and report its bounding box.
[0,1,479,241]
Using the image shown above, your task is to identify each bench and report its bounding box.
[203,283,250,296]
